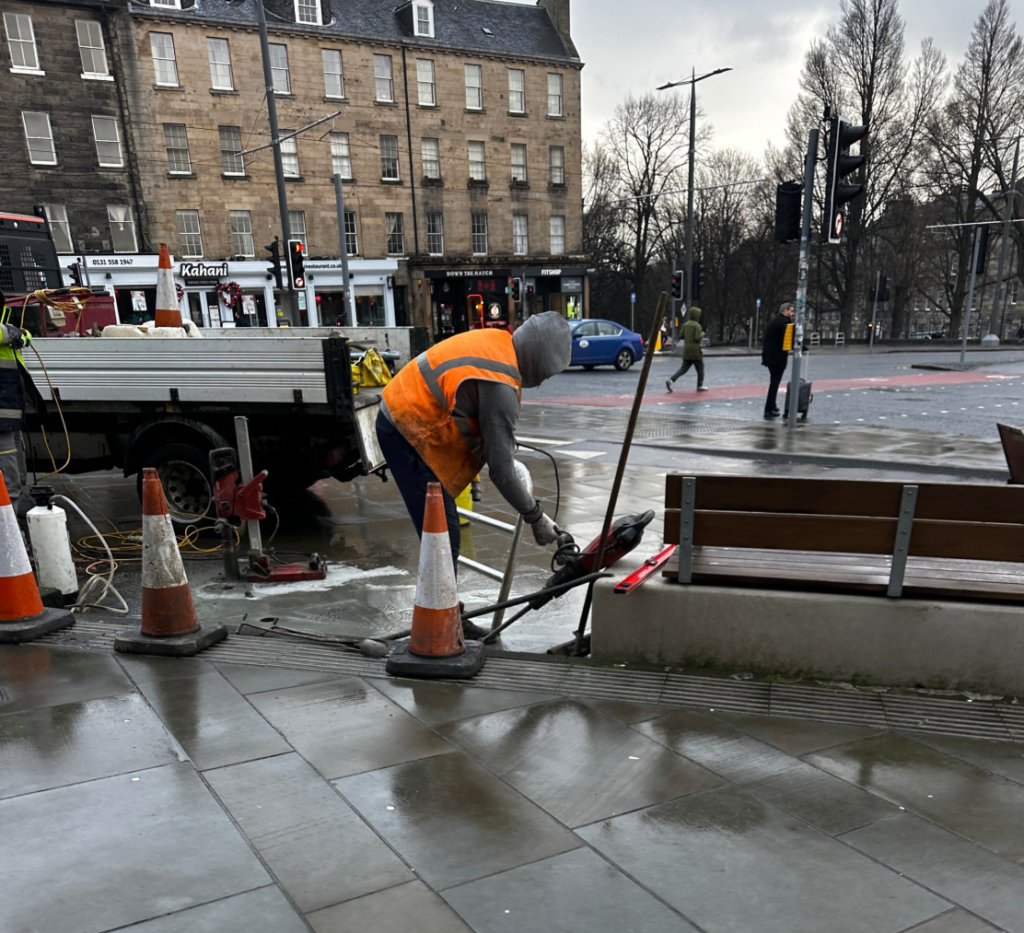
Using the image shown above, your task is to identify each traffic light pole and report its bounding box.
[684,70,696,314]
[254,0,295,327]
[788,127,819,430]
[961,227,983,369]
[333,174,357,327]
[985,135,1021,346]
[869,270,881,351]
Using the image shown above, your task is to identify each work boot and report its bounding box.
[458,601,490,640]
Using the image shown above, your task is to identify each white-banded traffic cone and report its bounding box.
[386,481,485,678]
[114,468,226,656]
[153,243,183,329]
[0,469,75,643]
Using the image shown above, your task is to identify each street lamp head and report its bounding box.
[656,67,733,90]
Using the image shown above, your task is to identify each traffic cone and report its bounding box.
[386,482,485,678]
[114,468,226,657]
[153,243,183,328]
[0,470,75,643]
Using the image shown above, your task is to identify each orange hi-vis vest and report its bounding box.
[383,329,522,497]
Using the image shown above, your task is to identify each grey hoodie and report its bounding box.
[456,312,571,518]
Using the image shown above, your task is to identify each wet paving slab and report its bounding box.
[0,692,185,799]
[437,698,723,827]
[0,644,134,714]
[213,661,344,695]
[443,848,701,933]
[807,732,1024,860]
[634,710,899,835]
[247,675,453,779]
[334,750,581,890]
[307,881,472,933]
[369,677,560,725]
[0,761,270,933]
[204,752,413,912]
[578,785,948,933]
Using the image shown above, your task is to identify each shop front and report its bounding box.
[426,269,512,337]
[512,266,589,320]
[59,255,401,329]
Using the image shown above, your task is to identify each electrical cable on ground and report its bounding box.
[50,494,129,615]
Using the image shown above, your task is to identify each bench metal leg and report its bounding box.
[677,476,696,583]
[888,484,918,598]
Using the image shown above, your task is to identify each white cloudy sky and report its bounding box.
[570,0,1021,155]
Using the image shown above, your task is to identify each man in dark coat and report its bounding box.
[761,302,795,419]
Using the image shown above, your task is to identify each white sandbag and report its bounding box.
[102,324,148,338]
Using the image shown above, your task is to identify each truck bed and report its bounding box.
[23,335,381,408]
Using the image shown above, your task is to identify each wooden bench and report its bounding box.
[663,474,1024,602]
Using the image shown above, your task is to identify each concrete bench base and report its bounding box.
[591,577,1024,696]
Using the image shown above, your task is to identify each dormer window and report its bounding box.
[414,1,434,38]
[149,0,182,8]
[295,0,321,26]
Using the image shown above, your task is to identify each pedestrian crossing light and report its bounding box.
[822,115,867,245]
[287,239,305,290]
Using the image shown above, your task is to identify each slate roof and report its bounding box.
[127,0,578,64]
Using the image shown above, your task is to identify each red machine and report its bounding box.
[209,447,327,584]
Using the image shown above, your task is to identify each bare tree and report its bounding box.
[582,141,628,321]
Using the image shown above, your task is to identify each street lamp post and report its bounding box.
[658,67,732,338]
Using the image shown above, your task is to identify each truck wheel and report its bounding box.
[137,443,213,526]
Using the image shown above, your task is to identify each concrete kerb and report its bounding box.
[591,576,1024,696]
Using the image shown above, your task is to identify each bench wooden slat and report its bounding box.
[665,474,1024,524]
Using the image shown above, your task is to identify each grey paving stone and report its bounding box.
[843,814,1024,932]
[334,751,580,890]
[307,882,472,933]
[122,661,290,771]
[205,752,412,911]
[808,732,1024,859]
[444,847,701,933]
[0,693,184,799]
[101,886,308,933]
[899,910,999,932]
[369,678,558,725]
[578,786,947,933]
[714,709,886,756]
[0,645,134,714]
[903,731,1024,786]
[0,761,269,933]
[438,698,721,827]
[582,697,674,724]
[635,710,897,835]
[249,676,453,779]
[215,662,343,695]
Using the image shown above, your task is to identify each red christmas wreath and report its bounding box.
[175,283,185,301]
[215,281,242,310]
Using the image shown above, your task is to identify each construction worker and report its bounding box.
[377,311,572,574]
[0,306,30,514]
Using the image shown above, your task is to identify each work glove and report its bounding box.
[530,511,560,546]
[0,323,26,350]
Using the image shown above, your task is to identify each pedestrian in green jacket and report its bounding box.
[666,307,709,392]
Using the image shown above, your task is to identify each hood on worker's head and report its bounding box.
[687,307,702,322]
[512,312,572,388]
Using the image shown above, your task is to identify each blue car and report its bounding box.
[569,319,645,371]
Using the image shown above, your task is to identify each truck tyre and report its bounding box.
[137,442,214,527]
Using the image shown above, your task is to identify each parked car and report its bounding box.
[569,319,645,371]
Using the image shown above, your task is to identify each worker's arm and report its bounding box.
[0,323,27,349]
[476,381,542,521]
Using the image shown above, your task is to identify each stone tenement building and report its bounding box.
[1,0,585,330]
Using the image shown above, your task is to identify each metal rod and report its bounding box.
[869,270,881,350]
[456,508,517,534]
[986,135,1020,343]
[961,227,983,368]
[457,555,504,582]
[684,68,696,311]
[490,515,525,632]
[333,174,357,327]
[234,415,262,558]
[253,0,295,326]
[570,291,668,655]
[788,128,819,428]
[461,571,610,621]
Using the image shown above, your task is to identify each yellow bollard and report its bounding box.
[455,484,472,525]
[655,332,662,352]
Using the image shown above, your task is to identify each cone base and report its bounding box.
[115,622,227,658]
[386,639,485,679]
[0,607,75,644]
